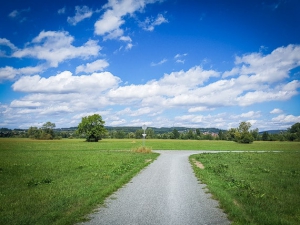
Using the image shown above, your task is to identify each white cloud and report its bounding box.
[174,53,187,59]
[222,67,239,78]
[125,43,133,50]
[58,7,66,14]
[117,106,161,117]
[174,53,187,64]
[67,6,93,25]
[231,111,261,119]
[0,65,44,82]
[2,45,300,129]
[151,58,167,66]
[12,31,101,67]
[12,71,121,93]
[140,13,168,31]
[10,100,42,108]
[272,114,300,124]
[119,36,132,42]
[236,80,300,106]
[107,66,220,106]
[76,59,109,74]
[270,108,283,114]
[110,119,127,126]
[8,8,30,22]
[226,44,300,83]
[0,38,18,53]
[94,0,161,41]
[8,10,19,18]
[188,106,214,113]
[176,59,185,64]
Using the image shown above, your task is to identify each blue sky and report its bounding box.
[0,0,300,130]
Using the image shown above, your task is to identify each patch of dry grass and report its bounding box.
[132,146,152,153]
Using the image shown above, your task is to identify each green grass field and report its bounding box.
[190,152,300,225]
[0,138,299,225]
[0,138,159,225]
[2,138,299,151]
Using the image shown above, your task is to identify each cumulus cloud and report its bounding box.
[107,66,220,105]
[3,44,300,129]
[270,108,283,114]
[0,65,44,82]
[224,44,300,83]
[272,114,300,123]
[12,71,121,93]
[76,59,109,74]
[67,6,93,25]
[12,31,101,67]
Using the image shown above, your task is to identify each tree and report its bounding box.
[288,122,300,141]
[262,132,269,141]
[77,114,106,142]
[235,121,254,143]
[28,126,40,139]
[135,129,143,139]
[40,122,56,139]
[226,128,237,141]
[250,128,259,141]
[172,129,180,139]
[146,128,155,139]
[187,130,195,139]
[115,130,126,139]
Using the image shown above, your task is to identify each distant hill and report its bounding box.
[259,130,286,134]
[104,126,224,134]
[2,126,224,133]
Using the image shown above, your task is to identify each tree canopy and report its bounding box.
[28,121,56,140]
[234,121,255,144]
[76,114,106,142]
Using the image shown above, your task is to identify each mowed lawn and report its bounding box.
[0,138,299,225]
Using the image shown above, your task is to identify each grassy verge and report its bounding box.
[190,152,300,225]
[0,139,159,225]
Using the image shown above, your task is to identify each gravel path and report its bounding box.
[81,150,230,225]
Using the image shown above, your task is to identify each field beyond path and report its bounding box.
[81,150,230,225]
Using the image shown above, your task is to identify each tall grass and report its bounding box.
[190,152,300,225]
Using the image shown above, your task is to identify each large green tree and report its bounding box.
[77,114,106,142]
[235,121,254,143]
[287,122,300,141]
[41,122,56,139]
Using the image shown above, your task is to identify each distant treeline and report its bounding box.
[1,123,299,142]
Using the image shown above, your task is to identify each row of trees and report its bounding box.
[75,115,300,143]
[2,114,299,143]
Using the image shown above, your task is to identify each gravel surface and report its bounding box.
[81,150,231,225]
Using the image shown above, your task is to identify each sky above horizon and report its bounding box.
[0,0,300,131]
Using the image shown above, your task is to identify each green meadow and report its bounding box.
[190,152,300,225]
[0,138,159,225]
[0,138,299,225]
